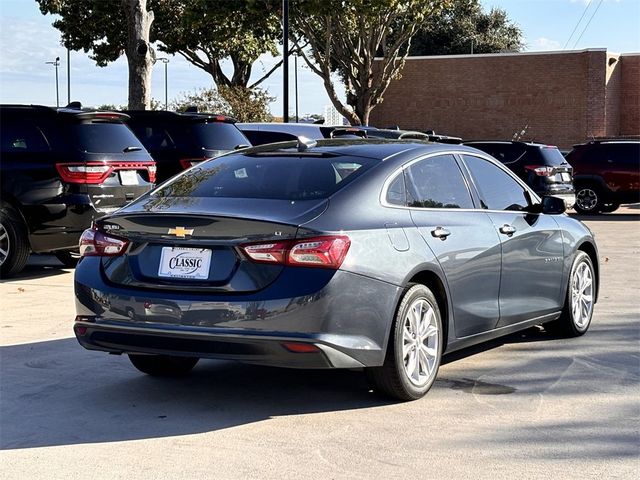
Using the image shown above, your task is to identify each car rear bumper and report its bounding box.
[74,260,401,368]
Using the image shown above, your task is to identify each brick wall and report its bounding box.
[370,49,638,149]
[620,54,640,136]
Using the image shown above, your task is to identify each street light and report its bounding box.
[157,57,169,110]
[45,56,60,107]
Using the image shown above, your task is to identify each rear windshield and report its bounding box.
[152,154,378,200]
[188,122,249,150]
[538,146,567,166]
[71,122,145,153]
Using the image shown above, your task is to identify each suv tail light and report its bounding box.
[79,228,129,257]
[524,165,555,177]
[240,235,350,269]
[56,162,156,184]
[180,158,208,170]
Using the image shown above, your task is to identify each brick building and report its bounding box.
[370,49,640,149]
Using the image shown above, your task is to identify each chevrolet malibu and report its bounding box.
[73,139,599,400]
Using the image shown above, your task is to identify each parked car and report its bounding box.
[238,122,367,146]
[361,127,462,144]
[123,110,251,182]
[565,139,640,214]
[73,139,598,401]
[463,141,575,208]
[0,105,156,277]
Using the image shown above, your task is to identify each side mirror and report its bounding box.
[541,196,566,215]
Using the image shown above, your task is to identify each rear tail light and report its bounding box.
[180,158,208,170]
[79,228,129,257]
[524,165,555,177]
[240,235,350,269]
[281,342,320,353]
[56,162,156,184]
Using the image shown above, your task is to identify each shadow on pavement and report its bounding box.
[0,255,69,283]
[569,212,640,222]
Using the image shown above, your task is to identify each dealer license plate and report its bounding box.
[120,170,140,186]
[158,247,212,280]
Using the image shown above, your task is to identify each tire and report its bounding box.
[128,354,199,377]
[545,251,595,337]
[54,249,80,268]
[574,185,603,214]
[0,204,30,278]
[366,284,443,401]
[600,203,620,213]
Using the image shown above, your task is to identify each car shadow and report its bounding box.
[0,255,69,283]
[569,212,640,222]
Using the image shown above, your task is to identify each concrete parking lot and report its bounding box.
[1,208,638,480]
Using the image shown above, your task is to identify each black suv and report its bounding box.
[123,111,251,182]
[0,105,156,277]
[463,141,575,207]
[566,140,640,214]
[237,122,367,146]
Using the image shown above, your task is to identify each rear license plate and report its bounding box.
[158,247,212,280]
[561,173,571,181]
[120,170,140,186]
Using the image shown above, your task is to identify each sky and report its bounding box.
[0,0,639,117]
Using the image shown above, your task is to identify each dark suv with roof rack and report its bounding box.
[463,141,575,207]
[566,139,640,214]
[0,105,156,277]
[123,110,251,182]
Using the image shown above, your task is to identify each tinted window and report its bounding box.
[70,122,145,153]
[605,143,640,165]
[153,154,377,200]
[470,143,526,164]
[188,123,249,150]
[0,120,50,153]
[463,155,529,211]
[404,154,473,209]
[537,146,567,166]
[385,174,406,206]
[129,123,175,150]
[241,130,297,146]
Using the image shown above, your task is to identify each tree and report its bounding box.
[37,0,156,109]
[171,86,273,122]
[153,0,283,92]
[291,0,447,126]
[409,0,523,56]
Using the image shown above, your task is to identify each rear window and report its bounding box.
[153,154,378,200]
[241,130,297,146]
[537,146,567,166]
[188,122,249,150]
[71,122,145,153]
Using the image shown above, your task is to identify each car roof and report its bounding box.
[238,138,480,162]
[123,110,236,123]
[463,140,555,147]
[0,104,129,121]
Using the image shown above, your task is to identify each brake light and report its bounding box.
[79,228,129,257]
[180,158,208,170]
[524,165,555,177]
[240,235,350,269]
[56,162,156,184]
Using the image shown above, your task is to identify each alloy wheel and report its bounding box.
[0,222,9,267]
[571,261,594,328]
[576,188,598,211]
[402,298,439,387]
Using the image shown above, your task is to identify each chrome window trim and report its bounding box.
[380,150,542,213]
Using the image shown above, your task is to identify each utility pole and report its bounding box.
[282,0,289,123]
[46,57,61,107]
[157,57,169,110]
[67,49,70,104]
[294,54,299,122]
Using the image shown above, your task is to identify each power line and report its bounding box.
[573,0,605,49]
[563,0,592,49]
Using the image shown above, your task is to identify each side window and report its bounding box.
[129,122,175,150]
[608,144,640,166]
[463,155,529,211]
[404,154,473,209]
[0,120,50,153]
[385,173,406,206]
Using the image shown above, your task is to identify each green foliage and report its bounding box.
[291,0,449,125]
[171,87,273,122]
[410,0,523,55]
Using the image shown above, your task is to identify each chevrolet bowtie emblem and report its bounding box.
[168,227,194,238]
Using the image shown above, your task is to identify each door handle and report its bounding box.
[499,224,517,236]
[431,227,451,240]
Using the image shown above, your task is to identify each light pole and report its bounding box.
[45,57,60,107]
[67,48,71,104]
[282,0,289,123]
[294,53,299,122]
[157,57,169,110]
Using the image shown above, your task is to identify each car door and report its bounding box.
[403,153,502,338]
[460,153,565,327]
